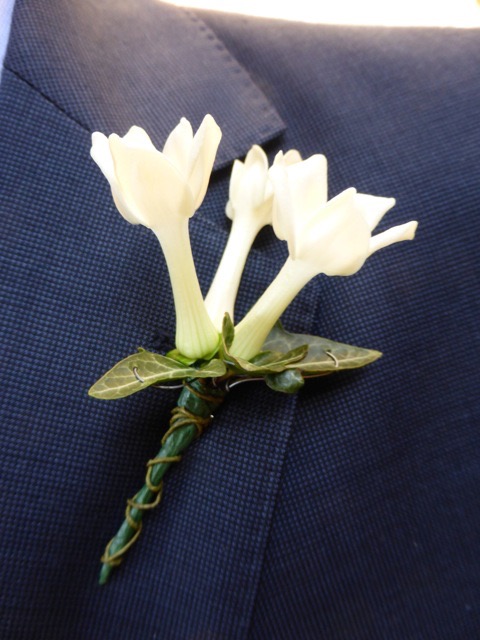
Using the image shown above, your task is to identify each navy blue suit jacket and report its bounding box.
[1,1,479,638]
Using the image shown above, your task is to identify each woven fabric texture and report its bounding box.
[200,14,480,639]
[1,1,479,638]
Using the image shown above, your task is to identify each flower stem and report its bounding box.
[154,220,220,360]
[231,257,314,360]
[205,218,259,329]
[99,378,227,585]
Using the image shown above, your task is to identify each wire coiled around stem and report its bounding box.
[99,378,227,583]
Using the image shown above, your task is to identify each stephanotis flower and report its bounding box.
[90,124,420,584]
[91,115,222,360]
[230,154,418,360]
[205,146,302,329]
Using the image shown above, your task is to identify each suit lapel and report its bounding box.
[5,0,285,168]
[1,2,305,637]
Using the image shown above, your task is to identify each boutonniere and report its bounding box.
[90,115,417,584]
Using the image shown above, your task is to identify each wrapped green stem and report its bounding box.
[96,322,381,584]
[99,378,227,585]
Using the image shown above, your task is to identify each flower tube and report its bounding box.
[91,115,222,359]
[230,155,418,360]
[205,147,301,329]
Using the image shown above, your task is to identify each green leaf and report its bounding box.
[261,322,382,375]
[89,349,227,400]
[265,369,305,394]
[220,313,309,375]
[250,349,301,367]
[197,359,227,376]
[221,313,235,349]
[230,345,308,374]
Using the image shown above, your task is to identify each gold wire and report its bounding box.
[100,385,219,568]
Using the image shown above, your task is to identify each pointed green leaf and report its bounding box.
[261,322,381,375]
[222,313,235,349]
[220,321,308,374]
[230,345,308,374]
[89,350,226,400]
[197,359,227,376]
[220,312,309,375]
[265,369,305,394]
[250,348,305,367]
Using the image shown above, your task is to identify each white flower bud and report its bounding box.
[91,116,222,359]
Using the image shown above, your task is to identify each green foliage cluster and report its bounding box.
[89,315,381,400]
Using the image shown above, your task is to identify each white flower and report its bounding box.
[230,154,418,359]
[90,115,222,360]
[205,146,302,329]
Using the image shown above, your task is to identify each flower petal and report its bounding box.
[270,162,295,247]
[187,114,222,210]
[286,154,328,224]
[242,145,269,209]
[355,193,396,231]
[303,188,371,276]
[91,132,115,183]
[244,144,269,171]
[271,154,327,258]
[227,159,246,220]
[162,117,194,175]
[266,149,302,202]
[91,132,141,225]
[122,125,156,151]
[109,134,194,227]
[228,145,270,219]
[369,221,418,256]
[282,149,302,166]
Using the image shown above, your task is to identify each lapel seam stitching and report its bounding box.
[184,9,287,140]
[3,65,91,133]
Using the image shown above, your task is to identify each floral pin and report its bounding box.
[89,114,417,584]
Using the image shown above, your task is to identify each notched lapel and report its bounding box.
[0,2,301,635]
[5,0,285,168]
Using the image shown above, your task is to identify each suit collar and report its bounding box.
[1,2,297,630]
[5,0,285,168]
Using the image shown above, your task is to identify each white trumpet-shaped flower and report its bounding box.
[91,115,222,359]
[205,146,302,329]
[231,154,418,360]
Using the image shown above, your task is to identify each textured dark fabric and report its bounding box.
[4,0,284,168]
[1,1,479,638]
